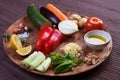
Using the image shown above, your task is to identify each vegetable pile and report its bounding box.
[2,3,107,74]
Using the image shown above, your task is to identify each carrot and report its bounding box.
[46,3,68,21]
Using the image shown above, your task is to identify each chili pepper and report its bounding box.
[35,27,63,54]
[40,7,60,26]
[27,4,51,29]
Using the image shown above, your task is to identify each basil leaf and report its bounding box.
[74,59,84,65]
[52,59,68,65]
[67,53,76,60]
[54,60,73,74]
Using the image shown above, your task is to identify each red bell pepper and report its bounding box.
[43,28,63,54]
[35,27,63,54]
[35,27,53,51]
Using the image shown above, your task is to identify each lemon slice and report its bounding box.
[10,34,22,50]
[16,45,32,56]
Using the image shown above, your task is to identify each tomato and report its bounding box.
[85,17,104,32]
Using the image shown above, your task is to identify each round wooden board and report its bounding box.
[3,12,112,76]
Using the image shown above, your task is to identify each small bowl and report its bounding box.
[84,30,112,50]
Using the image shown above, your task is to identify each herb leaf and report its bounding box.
[50,52,84,74]
[1,33,11,41]
[54,60,73,74]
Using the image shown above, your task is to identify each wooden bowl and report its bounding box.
[3,12,112,76]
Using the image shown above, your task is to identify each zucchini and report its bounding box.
[27,4,50,29]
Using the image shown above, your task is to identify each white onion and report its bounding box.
[58,20,78,35]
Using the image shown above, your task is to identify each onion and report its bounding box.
[58,20,78,35]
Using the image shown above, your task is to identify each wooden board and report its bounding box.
[3,12,112,76]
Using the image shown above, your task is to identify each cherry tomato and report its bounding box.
[85,17,104,32]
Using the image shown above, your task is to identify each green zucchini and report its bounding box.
[27,4,50,29]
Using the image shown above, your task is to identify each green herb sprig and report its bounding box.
[1,33,11,41]
[50,52,84,74]
[1,33,28,44]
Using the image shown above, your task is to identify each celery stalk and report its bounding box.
[36,57,51,72]
[21,51,38,67]
[38,51,45,59]
[29,52,46,69]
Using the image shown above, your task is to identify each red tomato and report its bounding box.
[85,17,104,32]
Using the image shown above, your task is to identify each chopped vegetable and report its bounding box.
[40,7,60,26]
[35,27,63,54]
[21,51,38,67]
[36,58,51,72]
[29,51,46,69]
[22,51,51,72]
[50,52,84,74]
[46,3,68,21]
[27,4,51,29]
[58,20,78,35]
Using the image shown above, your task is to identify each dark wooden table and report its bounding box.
[0,0,120,80]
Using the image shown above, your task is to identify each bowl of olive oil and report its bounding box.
[84,30,112,50]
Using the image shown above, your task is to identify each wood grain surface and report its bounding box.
[0,0,120,80]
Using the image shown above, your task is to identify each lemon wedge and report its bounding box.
[16,45,32,56]
[10,34,22,50]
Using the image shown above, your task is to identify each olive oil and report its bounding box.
[87,35,106,44]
